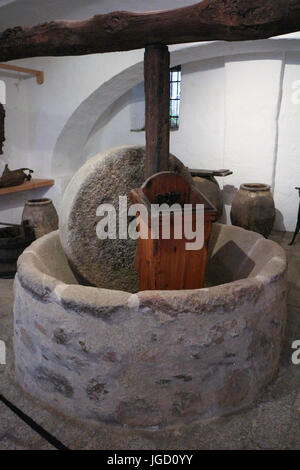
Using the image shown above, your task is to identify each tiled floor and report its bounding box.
[0,231,300,450]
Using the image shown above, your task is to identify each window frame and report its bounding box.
[169,65,181,130]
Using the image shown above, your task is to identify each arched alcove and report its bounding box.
[52,39,300,177]
[51,39,300,230]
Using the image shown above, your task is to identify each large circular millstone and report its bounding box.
[59,145,192,291]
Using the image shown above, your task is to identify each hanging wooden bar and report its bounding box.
[1,1,300,62]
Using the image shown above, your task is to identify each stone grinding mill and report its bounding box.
[7,1,290,429]
[1,1,299,288]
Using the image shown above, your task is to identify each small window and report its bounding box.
[130,67,182,132]
[170,66,181,129]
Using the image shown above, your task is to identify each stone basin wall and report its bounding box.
[13,224,287,428]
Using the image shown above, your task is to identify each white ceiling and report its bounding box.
[0,0,198,31]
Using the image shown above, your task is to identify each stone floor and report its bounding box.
[0,230,300,450]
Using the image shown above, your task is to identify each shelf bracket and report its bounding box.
[0,64,44,84]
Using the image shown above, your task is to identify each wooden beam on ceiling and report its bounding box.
[0,1,300,62]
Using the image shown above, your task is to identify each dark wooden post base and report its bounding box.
[289,187,300,245]
[144,44,170,179]
[0,103,5,155]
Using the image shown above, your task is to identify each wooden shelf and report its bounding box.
[0,178,54,196]
[0,64,44,84]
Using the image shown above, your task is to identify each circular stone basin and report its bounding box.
[14,223,287,428]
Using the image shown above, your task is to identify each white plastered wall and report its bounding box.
[82,44,300,231]
[0,39,300,230]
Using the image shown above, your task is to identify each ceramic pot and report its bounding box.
[22,198,58,239]
[231,183,275,238]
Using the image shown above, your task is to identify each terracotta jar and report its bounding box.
[231,183,275,238]
[22,198,58,239]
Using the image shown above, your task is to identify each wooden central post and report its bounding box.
[144,44,170,179]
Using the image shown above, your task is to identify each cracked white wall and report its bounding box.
[222,53,286,229]
[275,52,300,232]
[83,47,299,231]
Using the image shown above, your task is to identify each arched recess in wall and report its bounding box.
[51,38,300,178]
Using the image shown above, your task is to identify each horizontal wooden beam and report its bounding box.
[1,1,300,62]
[0,63,44,84]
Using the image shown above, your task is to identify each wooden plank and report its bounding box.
[189,169,233,177]
[0,178,54,196]
[144,44,170,178]
[131,171,217,290]
[1,1,300,62]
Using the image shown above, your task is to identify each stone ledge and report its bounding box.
[13,223,287,428]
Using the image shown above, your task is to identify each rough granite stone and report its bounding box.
[14,224,287,428]
[59,145,193,292]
